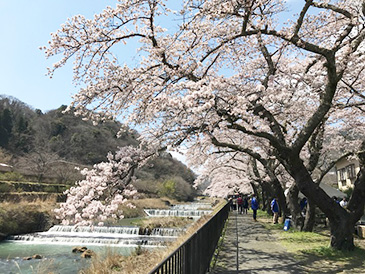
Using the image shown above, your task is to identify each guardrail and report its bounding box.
[149,202,230,274]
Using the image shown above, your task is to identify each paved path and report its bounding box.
[211,211,304,274]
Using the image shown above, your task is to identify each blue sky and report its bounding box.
[0,0,115,112]
[0,0,300,113]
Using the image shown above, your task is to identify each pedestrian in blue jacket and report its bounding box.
[251,195,259,221]
[271,197,279,224]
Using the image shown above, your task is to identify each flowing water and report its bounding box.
[144,208,212,217]
[0,242,135,274]
[7,225,178,247]
[171,203,211,210]
[0,225,175,274]
[0,203,211,273]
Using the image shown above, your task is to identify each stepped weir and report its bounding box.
[1,202,214,274]
[8,225,178,247]
[144,202,212,217]
[8,202,212,247]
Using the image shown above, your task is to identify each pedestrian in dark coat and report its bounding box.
[242,196,249,214]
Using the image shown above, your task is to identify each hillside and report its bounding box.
[0,95,196,201]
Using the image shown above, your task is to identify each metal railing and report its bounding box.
[149,202,230,274]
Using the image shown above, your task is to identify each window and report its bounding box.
[338,168,347,181]
[347,164,356,179]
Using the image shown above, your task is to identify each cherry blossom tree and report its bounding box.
[45,0,365,250]
[190,133,291,218]
[54,146,147,226]
[193,152,253,197]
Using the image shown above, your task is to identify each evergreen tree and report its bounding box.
[0,108,13,147]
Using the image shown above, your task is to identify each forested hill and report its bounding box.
[0,95,196,200]
[0,95,140,164]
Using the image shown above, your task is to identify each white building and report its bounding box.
[335,158,360,191]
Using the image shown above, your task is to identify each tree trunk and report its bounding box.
[261,180,274,214]
[261,186,267,211]
[347,147,365,221]
[250,181,259,199]
[303,198,316,232]
[37,173,44,183]
[286,184,304,230]
[284,154,357,250]
[328,213,356,250]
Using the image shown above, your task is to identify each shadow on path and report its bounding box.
[211,212,304,274]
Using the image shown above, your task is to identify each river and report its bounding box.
[0,242,136,274]
[0,203,212,273]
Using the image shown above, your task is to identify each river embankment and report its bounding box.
[0,197,219,274]
[0,199,55,241]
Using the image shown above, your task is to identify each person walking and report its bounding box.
[300,197,307,216]
[250,194,259,221]
[232,196,237,211]
[271,197,279,224]
[237,195,243,214]
[340,197,348,208]
[228,196,233,211]
[243,196,249,214]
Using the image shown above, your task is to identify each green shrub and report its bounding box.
[119,206,145,218]
[0,172,24,181]
[157,180,176,199]
[43,185,58,193]
[0,182,13,192]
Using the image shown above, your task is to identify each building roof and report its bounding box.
[319,182,347,199]
[287,182,347,199]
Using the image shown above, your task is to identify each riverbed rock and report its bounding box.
[72,246,88,253]
[32,254,43,259]
[81,249,95,258]
[163,200,171,206]
[23,254,43,260]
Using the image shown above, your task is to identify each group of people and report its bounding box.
[228,194,279,224]
[229,194,250,214]
[229,194,349,225]
[228,194,260,220]
[333,196,348,208]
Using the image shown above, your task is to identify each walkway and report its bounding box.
[210,211,304,274]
